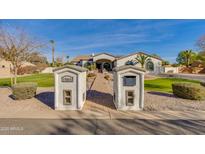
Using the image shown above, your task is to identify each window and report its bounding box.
[126,91,134,106]
[63,90,72,105]
[123,76,136,86]
[146,61,154,71]
[125,60,134,65]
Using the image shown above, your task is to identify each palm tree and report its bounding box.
[50,40,55,66]
[177,50,196,68]
[184,50,194,67]
[135,54,150,68]
[196,51,205,66]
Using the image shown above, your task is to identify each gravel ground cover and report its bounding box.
[144,91,205,111]
[107,73,205,111]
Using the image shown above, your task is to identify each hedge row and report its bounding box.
[12,82,37,100]
[200,82,205,87]
[172,82,205,100]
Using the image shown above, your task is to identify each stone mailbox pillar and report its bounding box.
[53,65,87,110]
[113,65,145,110]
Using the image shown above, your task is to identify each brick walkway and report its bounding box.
[83,73,116,113]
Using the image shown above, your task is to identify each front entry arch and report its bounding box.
[95,59,113,72]
[103,62,111,71]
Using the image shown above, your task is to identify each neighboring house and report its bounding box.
[115,52,162,74]
[0,58,36,77]
[0,59,11,77]
[41,67,56,73]
[71,55,93,66]
[71,52,163,74]
[162,65,179,73]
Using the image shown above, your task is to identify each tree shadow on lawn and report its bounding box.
[147,91,175,98]
[35,92,55,109]
[0,83,10,87]
[144,83,168,88]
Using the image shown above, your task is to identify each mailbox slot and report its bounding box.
[126,90,134,106]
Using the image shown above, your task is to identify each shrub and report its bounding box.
[84,63,96,71]
[171,63,180,67]
[12,82,37,100]
[87,73,96,78]
[104,74,110,80]
[17,66,38,75]
[200,82,205,87]
[172,82,205,100]
[36,63,48,71]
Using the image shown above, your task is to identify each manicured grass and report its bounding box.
[0,73,201,93]
[144,78,200,93]
[0,73,54,87]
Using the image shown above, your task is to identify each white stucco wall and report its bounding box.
[54,67,87,110]
[41,67,56,73]
[0,59,37,77]
[116,54,162,74]
[77,71,87,109]
[93,53,115,62]
[0,59,12,76]
[162,66,179,73]
[113,67,144,111]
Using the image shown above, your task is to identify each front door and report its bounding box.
[103,62,111,71]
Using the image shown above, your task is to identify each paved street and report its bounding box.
[0,118,205,134]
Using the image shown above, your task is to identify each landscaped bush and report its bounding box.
[87,73,96,78]
[36,63,48,71]
[200,82,205,87]
[12,82,37,100]
[104,74,111,80]
[84,63,96,71]
[17,66,39,75]
[172,82,205,100]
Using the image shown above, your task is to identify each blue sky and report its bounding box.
[1,19,205,63]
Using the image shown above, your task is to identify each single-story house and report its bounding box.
[0,58,36,77]
[162,65,179,73]
[71,52,163,74]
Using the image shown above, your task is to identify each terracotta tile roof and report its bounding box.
[93,52,116,58]
[71,55,92,62]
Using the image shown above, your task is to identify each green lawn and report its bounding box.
[0,73,54,87]
[144,78,200,93]
[0,73,201,93]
